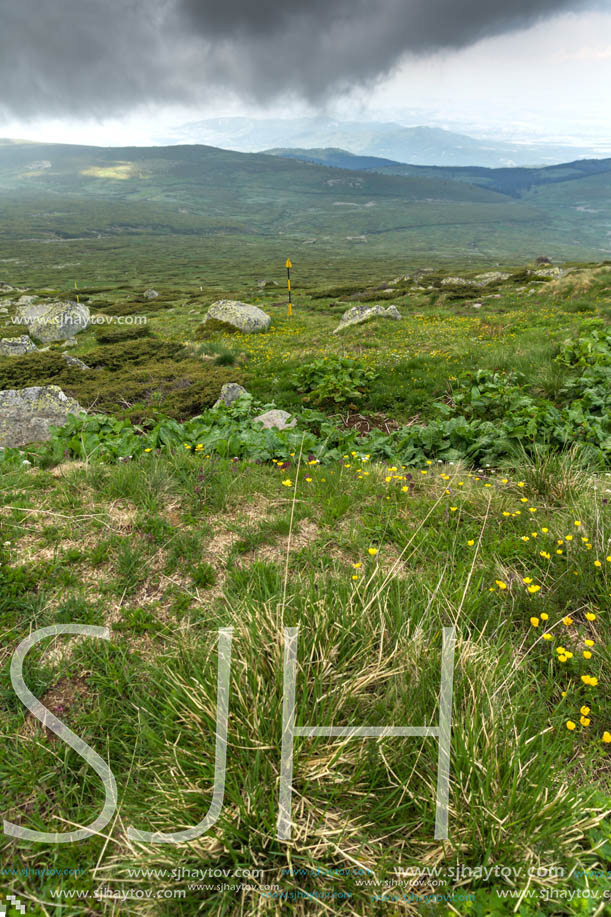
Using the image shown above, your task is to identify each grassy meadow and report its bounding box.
[0,260,610,915]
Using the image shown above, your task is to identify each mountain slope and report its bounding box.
[266,147,611,198]
[0,138,527,243]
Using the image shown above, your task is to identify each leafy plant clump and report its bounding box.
[555,328,611,367]
[38,362,610,469]
[292,356,379,406]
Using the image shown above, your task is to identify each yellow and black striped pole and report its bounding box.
[285,258,292,317]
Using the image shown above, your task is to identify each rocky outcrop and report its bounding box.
[0,385,84,447]
[474,272,511,285]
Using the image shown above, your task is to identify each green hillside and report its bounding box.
[0,140,609,286]
[267,145,611,197]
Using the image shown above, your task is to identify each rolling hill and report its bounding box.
[0,139,609,286]
[266,147,611,198]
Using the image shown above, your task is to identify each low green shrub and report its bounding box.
[0,341,243,421]
[84,339,185,371]
[292,356,379,406]
[93,324,152,344]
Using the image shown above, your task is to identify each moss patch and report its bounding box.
[196,317,245,338]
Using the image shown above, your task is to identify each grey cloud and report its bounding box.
[0,0,601,117]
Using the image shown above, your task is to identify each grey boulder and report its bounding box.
[15,300,90,343]
[214,382,250,408]
[333,304,401,334]
[253,410,297,431]
[201,300,271,334]
[144,289,159,299]
[0,335,37,356]
[0,385,84,447]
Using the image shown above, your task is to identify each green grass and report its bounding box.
[0,446,609,915]
[0,257,609,914]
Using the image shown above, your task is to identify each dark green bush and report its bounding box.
[0,351,83,390]
[0,341,243,421]
[84,339,185,370]
[93,324,152,344]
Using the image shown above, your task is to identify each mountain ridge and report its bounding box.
[157,115,603,168]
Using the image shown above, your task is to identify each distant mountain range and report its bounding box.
[265,147,611,197]
[157,116,602,169]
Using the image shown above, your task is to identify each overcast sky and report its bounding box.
[0,0,609,147]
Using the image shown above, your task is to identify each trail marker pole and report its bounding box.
[285,258,292,317]
[74,280,79,304]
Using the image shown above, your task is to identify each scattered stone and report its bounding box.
[214,382,250,408]
[253,409,297,431]
[0,335,37,356]
[0,282,13,292]
[201,300,271,335]
[61,338,78,348]
[413,268,434,279]
[17,295,39,306]
[15,300,90,343]
[474,271,510,285]
[62,353,89,370]
[143,289,159,299]
[536,256,552,264]
[333,304,401,334]
[532,267,563,278]
[441,276,478,287]
[472,302,483,309]
[0,385,84,447]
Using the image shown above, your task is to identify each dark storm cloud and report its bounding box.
[0,0,601,117]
